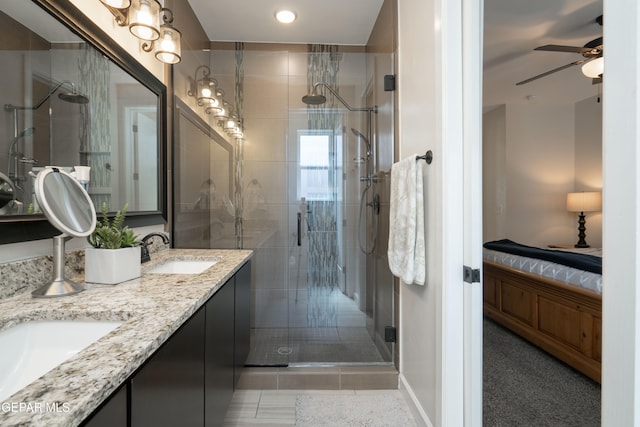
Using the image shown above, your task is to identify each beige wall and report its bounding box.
[482,106,507,242]
[398,0,439,421]
[575,96,603,248]
[482,98,603,249]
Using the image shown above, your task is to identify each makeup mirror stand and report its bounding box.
[32,234,84,298]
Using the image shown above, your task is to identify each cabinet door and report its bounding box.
[234,261,251,387]
[205,278,235,427]
[131,308,205,427]
[81,383,127,427]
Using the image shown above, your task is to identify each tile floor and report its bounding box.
[223,389,418,427]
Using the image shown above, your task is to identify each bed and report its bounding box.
[482,239,602,383]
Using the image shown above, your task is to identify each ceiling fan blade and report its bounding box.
[534,44,592,54]
[515,58,588,86]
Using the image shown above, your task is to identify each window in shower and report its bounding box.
[298,131,332,201]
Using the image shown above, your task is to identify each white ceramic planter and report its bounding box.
[84,246,141,284]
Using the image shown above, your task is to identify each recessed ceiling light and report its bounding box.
[275,10,296,24]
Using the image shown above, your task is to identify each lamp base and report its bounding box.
[574,211,589,248]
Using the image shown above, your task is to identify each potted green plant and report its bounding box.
[85,203,142,284]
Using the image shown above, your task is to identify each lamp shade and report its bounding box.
[155,25,182,64]
[567,191,602,212]
[128,0,161,41]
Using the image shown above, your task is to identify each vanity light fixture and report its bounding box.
[275,10,296,24]
[99,0,182,63]
[142,8,182,64]
[188,66,220,105]
[212,101,231,123]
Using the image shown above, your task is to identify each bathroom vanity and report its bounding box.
[0,249,252,427]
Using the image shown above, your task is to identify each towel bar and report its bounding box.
[416,150,433,164]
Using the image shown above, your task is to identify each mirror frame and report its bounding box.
[0,0,167,245]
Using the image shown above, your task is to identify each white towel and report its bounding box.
[388,155,426,285]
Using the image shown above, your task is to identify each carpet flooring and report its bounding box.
[484,318,601,426]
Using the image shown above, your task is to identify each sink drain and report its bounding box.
[277,347,292,355]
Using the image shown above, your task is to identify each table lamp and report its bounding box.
[566,191,602,248]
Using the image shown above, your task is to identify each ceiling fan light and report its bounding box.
[582,57,604,79]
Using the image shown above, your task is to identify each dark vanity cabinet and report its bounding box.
[234,261,251,387]
[204,275,235,426]
[131,309,206,426]
[81,261,251,427]
[82,384,127,427]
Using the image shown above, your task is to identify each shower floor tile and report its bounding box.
[246,327,385,365]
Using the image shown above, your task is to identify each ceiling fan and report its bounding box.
[516,15,603,86]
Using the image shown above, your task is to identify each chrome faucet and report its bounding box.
[141,232,170,263]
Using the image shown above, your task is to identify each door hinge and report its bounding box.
[463,266,480,284]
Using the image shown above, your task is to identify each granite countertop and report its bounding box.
[0,248,252,427]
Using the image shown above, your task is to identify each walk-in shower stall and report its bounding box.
[173,44,395,367]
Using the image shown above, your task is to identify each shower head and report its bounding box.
[58,91,89,105]
[302,82,377,113]
[351,128,371,157]
[4,80,89,111]
[301,93,327,105]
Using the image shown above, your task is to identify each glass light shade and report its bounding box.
[205,104,222,114]
[129,0,160,41]
[567,191,602,212]
[224,116,238,131]
[581,57,604,78]
[155,25,181,64]
[213,103,230,121]
[99,0,131,8]
[197,78,217,105]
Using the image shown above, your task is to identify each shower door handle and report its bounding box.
[297,212,302,246]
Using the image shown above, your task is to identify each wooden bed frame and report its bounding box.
[483,260,602,383]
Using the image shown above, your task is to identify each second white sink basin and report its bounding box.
[146,260,217,275]
[0,320,122,402]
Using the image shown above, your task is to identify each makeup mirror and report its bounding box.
[31,167,96,298]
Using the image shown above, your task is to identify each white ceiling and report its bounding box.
[186,0,384,45]
[484,0,603,108]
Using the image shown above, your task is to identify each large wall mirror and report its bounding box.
[0,0,167,244]
[173,98,234,249]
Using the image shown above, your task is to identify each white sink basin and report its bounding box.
[146,259,217,275]
[0,320,121,402]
